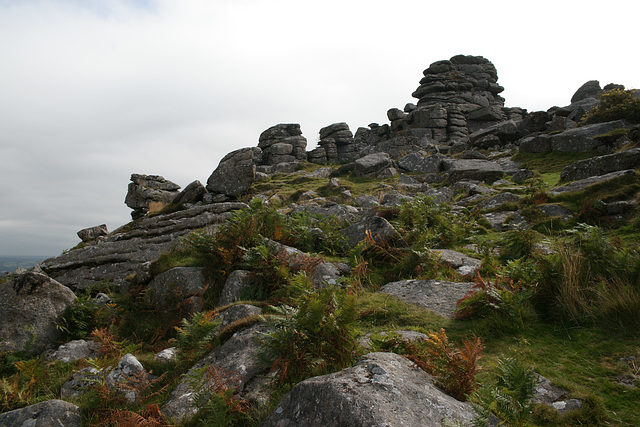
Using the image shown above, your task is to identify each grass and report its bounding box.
[485,323,640,426]
[354,291,640,425]
[549,172,640,212]
[251,165,399,204]
[513,151,598,174]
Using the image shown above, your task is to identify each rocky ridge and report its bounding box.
[2,54,640,426]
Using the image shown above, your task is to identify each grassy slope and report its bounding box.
[2,155,640,426]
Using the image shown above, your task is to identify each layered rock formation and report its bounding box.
[124,174,181,219]
[258,123,308,166]
[41,202,247,291]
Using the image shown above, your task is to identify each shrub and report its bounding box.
[57,296,116,342]
[394,195,482,250]
[285,211,350,256]
[454,274,536,331]
[498,228,541,262]
[471,357,537,427]
[370,329,484,400]
[535,224,640,328]
[258,287,358,385]
[184,365,252,426]
[175,311,220,364]
[581,88,640,125]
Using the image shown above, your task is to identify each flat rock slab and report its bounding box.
[378,279,474,319]
[261,352,474,427]
[444,159,505,183]
[41,202,247,292]
[550,169,636,195]
[483,210,526,231]
[432,249,482,278]
[561,148,640,181]
[0,399,83,427]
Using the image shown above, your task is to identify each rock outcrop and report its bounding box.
[41,202,247,291]
[0,400,83,427]
[261,352,474,427]
[125,174,181,218]
[561,147,640,181]
[206,147,262,199]
[0,271,76,355]
[10,53,639,426]
[379,279,474,319]
[258,123,307,166]
[162,323,268,423]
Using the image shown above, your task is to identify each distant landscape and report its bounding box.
[0,256,50,274]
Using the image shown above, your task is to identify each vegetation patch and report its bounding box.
[513,151,597,174]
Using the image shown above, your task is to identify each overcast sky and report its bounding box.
[1,0,639,257]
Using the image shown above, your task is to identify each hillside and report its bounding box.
[1,55,639,426]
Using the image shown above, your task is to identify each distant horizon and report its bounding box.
[0,255,52,274]
[0,255,54,259]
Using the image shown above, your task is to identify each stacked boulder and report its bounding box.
[258,123,307,166]
[124,174,181,219]
[361,55,514,149]
[312,122,357,163]
[412,54,505,113]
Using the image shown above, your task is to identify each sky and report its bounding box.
[1,0,639,257]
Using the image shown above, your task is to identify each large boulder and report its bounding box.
[412,55,504,113]
[519,120,631,154]
[555,97,600,122]
[379,279,474,319]
[353,152,395,177]
[341,216,399,249]
[518,111,551,134]
[77,224,109,243]
[206,147,262,197]
[147,267,208,316]
[0,400,82,427]
[124,174,181,218]
[469,120,520,147]
[162,324,268,423]
[218,270,253,306]
[560,148,640,181]
[318,122,355,163]
[173,180,207,205]
[261,352,474,427]
[550,169,636,195]
[432,249,482,278]
[397,152,443,173]
[0,271,76,355]
[443,159,505,183]
[571,80,602,103]
[48,339,101,363]
[549,121,630,152]
[518,134,552,153]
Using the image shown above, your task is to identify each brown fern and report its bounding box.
[91,327,122,358]
[400,328,483,400]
